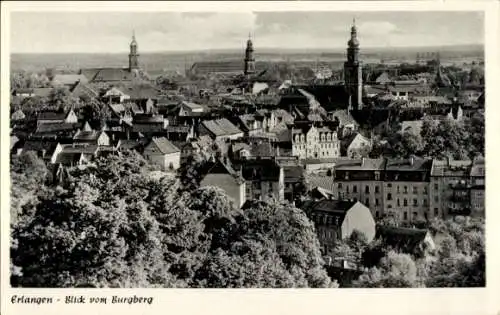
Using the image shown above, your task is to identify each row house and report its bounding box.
[143,137,181,172]
[37,109,78,125]
[301,200,376,254]
[333,158,386,219]
[333,156,433,223]
[290,123,340,160]
[200,159,246,208]
[384,157,432,222]
[199,118,244,142]
[430,158,485,218]
[240,158,285,203]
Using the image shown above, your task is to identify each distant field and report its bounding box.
[10,44,483,75]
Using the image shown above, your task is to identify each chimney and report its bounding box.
[446,155,451,167]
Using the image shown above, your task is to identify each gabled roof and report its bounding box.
[147,137,180,154]
[52,74,88,86]
[203,159,245,185]
[74,130,104,141]
[21,139,59,154]
[80,67,132,82]
[37,111,68,121]
[35,123,81,134]
[385,156,432,172]
[301,200,359,222]
[201,118,243,137]
[329,109,358,127]
[241,159,282,181]
[334,157,386,171]
[376,225,430,254]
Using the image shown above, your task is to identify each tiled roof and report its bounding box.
[22,140,59,154]
[74,130,100,141]
[241,159,281,181]
[132,124,164,133]
[284,166,305,183]
[329,109,358,127]
[35,123,81,134]
[334,158,386,171]
[308,175,334,192]
[133,114,164,124]
[301,200,358,221]
[52,74,88,86]
[32,88,53,98]
[55,152,83,165]
[109,104,126,114]
[376,225,430,254]
[61,144,99,154]
[80,68,132,82]
[38,111,67,121]
[431,159,472,177]
[148,137,180,155]
[202,118,243,137]
[202,159,245,185]
[385,156,432,172]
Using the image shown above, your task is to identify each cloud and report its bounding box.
[358,21,398,36]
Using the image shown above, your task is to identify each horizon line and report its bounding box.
[10,43,484,55]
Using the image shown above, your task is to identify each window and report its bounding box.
[388,204,393,209]
[387,193,392,200]
[413,187,418,194]
[413,199,418,206]
[375,186,380,194]
[365,198,370,206]
[365,186,370,193]
[404,212,408,220]
[434,196,438,202]
[397,186,400,193]
[404,198,408,206]
[434,208,439,216]
[423,199,428,206]
[353,185,357,193]
[387,183,392,188]
[375,198,379,206]
[413,212,418,219]
[375,211,380,218]
[346,186,350,193]
[404,186,408,194]
[338,183,342,189]
[397,199,400,206]
[434,183,439,190]
[424,187,428,195]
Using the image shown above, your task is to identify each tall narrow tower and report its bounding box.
[244,33,256,76]
[129,31,140,71]
[344,19,363,110]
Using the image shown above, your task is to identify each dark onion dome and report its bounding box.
[348,25,359,47]
[246,39,253,50]
[348,37,359,47]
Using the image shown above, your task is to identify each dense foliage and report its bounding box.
[11,152,334,288]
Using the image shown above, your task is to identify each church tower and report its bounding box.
[344,19,363,110]
[244,34,256,76]
[129,31,140,71]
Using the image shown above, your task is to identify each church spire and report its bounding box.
[244,32,255,75]
[129,31,139,71]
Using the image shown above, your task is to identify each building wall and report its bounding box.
[97,133,110,146]
[144,152,180,172]
[347,135,372,158]
[341,202,376,243]
[471,188,485,215]
[292,126,340,160]
[201,174,245,208]
[65,110,79,123]
[383,181,430,223]
[334,180,384,219]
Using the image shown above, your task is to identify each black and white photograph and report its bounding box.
[5,3,490,292]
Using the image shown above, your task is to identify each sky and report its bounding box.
[10,11,484,53]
